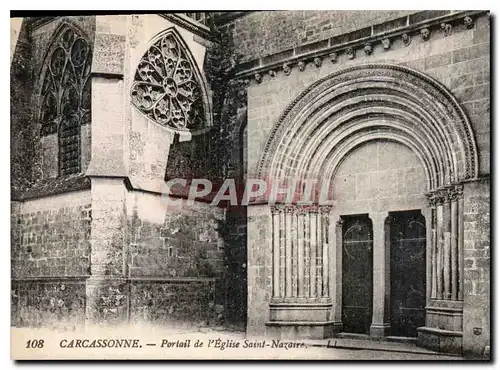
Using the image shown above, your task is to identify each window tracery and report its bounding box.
[131,30,205,132]
[40,26,92,176]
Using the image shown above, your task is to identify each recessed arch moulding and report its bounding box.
[257,63,478,204]
[253,63,479,341]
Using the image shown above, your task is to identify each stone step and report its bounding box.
[302,337,462,357]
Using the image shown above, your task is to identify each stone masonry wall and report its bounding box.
[125,192,226,327]
[219,10,414,62]
[11,190,91,328]
[462,179,490,356]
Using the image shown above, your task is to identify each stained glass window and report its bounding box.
[40,26,92,176]
[131,30,205,132]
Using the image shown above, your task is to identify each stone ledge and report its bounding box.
[417,326,463,354]
[12,174,91,201]
[266,320,335,326]
[418,327,463,337]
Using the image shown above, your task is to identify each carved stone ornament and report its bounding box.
[401,33,411,47]
[420,27,430,41]
[268,69,276,78]
[364,43,373,55]
[441,23,452,37]
[382,38,391,50]
[254,72,262,83]
[329,51,338,63]
[131,30,205,131]
[313,57,322,68]
[464,16,474,29]
[283,63,291,76]
[298,61,306,71]
[346,47,355,60]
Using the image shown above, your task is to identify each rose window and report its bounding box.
[131,30,205,131]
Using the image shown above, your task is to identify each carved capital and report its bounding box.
[449,184,464,201]
[319,205,333,214]
[425,191,441,207]
[270,204,284,214]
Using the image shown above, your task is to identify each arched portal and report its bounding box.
[258,64,479,342]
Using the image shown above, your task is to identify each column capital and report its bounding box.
[426,183,464,207]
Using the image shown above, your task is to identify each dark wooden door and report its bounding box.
[390,210,426,337]
[342,215,373,334]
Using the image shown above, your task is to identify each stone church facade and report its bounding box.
[11,11,490,358]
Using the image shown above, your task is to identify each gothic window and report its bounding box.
[40,26,92,176]
[131,30,205,132]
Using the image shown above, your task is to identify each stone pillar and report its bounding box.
[321,208,330,297]
[331,216,343,330]
[423,207,433,302]
[450,196,459,300]
[297,210,305,297]
[436,202,444,300]
[457,186,464,301]
[370,212,391,337]
[285,207,293,298]
[271,206,281,298]
[309,210,317,298]
[443,193,452,300]
[84,16,130,326]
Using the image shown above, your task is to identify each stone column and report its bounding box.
[321,207,330,297]
[297,209,305,297]
[370,212,391,337]
[436,202,444,300]
[457,186,464,301]
[279,208,286,298]
[271,206,281,298]
[422,208,433,302]
[442,191,452,300]
[309,210,317,298]
[285,207,293,298]
[331,216,343,329]
[450,195,459,300]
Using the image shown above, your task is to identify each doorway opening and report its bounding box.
[389,210,426,337]
[341,215,373,334]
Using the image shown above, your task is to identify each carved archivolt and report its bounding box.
[131,28,209,132]
[257,64,478,191]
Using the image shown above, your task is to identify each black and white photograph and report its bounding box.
[9,9,491,360]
